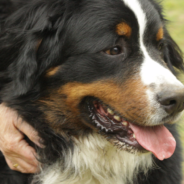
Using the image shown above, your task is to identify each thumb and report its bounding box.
[14,119,44,148]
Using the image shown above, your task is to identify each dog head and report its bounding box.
[0,0,184,161]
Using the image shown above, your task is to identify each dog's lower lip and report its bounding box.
[88,99,144,152]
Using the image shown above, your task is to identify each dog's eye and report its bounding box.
[157,42,165,59]
[158,42,164,51]
[105,46,122,55]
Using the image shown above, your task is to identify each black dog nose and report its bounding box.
[158,90,184,114]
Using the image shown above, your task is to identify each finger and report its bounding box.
[3,147,39,169]
[16,139,39,166]
[6,157,40,173]
[14,119,44,148]
[14,158,40,174]
[3,138,39,167]
[5,141,40,173]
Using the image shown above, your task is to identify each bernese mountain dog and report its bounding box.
[0,0,183,184]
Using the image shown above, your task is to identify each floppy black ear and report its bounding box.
[0,0,66,99]
[164,33,184,74]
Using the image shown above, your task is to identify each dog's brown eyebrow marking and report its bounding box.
[36,39,43,51]
[46,66,60,77]
[116,22,132,37]
[156,27,164,41]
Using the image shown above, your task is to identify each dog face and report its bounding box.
[0,0,184,161]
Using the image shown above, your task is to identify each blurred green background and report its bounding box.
[162,0,184,181]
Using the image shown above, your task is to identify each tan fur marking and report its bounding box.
[46,66,60,77]
[156,27,164,41]
[39,77,150,133]
[39,93,89,134]
[57,78,149,126]
[36,39,42,51]
[116,22,132,37]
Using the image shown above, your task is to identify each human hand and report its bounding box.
[0,103,43,173]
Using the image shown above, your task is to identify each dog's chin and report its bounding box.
[161,112,183,125]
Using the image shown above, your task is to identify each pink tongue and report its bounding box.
[129,124,176,160]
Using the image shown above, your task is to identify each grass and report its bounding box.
[163,0,184,50]
[162,0,184,179]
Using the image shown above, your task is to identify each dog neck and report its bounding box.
[32,133,153,184]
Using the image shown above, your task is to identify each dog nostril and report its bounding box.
[158,91,184,115]
[170,100,176,105]
[162,99,176,106]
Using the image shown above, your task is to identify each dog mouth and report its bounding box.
[88,99,144,153]
[85,97,176,160]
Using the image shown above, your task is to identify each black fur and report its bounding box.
[0,0,183,183]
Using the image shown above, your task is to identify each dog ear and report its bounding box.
[0,1,66,98]
[164,33,184,74]
[0,0,14,30]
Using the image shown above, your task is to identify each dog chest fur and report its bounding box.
[34,134,152,184]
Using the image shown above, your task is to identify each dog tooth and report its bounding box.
[114,115,121,121]
[133,133,136,139]
[122,121,128,126]
[107,108,114,115]
[128,146,132,150]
